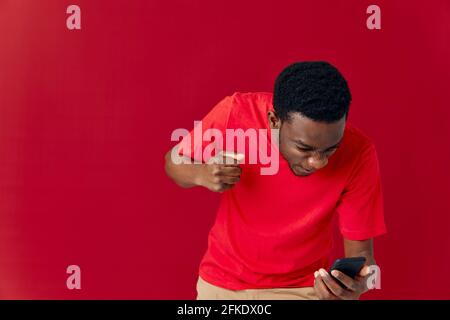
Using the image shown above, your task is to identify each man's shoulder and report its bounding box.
[226,92,273,128]
[227,91,272,108]
[345,124,374,145]
[230,91,273,101]
[343,124,378,160]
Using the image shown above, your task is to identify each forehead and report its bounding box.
[282,113,346,148]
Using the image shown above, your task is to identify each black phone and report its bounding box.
[329,257,366,288]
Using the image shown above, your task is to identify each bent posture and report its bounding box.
[165,61,386,300]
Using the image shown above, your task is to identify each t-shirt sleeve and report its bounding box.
[335,143,387,240]
[175,94,234,163]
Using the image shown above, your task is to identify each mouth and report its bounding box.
[293,165,315,176]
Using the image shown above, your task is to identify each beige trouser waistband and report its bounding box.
[196,276,318,300]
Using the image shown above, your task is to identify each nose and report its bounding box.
[307,153,328,171]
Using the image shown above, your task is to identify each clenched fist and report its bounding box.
[198,152,244,192]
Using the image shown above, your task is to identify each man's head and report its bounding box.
[269,61,352,176]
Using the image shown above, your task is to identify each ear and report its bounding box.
[268,110,282,129]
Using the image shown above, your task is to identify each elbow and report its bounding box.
[164,149,184,187]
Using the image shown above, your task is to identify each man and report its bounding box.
[165,61,386,300]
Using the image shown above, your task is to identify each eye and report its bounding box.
[296,145,312,152]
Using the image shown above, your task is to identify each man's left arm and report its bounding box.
[313,143,386,300]
[313,239,377,300]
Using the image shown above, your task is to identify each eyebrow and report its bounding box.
[295,138,342,151]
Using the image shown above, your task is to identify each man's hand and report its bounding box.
[313,265,373,300]
[198,152,244,192]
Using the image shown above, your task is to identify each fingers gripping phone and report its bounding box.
[330,257,366,287]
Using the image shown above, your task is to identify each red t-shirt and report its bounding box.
[177,92,387,290]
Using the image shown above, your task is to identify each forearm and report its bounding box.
[164,150,205,188]
[344,238,376,265]
[315,238,377,300]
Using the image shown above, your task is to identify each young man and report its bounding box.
[165,61,386,300]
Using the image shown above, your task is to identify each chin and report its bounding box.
[290,165,313,177]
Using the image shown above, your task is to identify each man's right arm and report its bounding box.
[164,148,242,192]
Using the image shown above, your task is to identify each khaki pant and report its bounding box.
[196,277,318,300]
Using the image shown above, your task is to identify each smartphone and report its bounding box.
[329,257,366,288]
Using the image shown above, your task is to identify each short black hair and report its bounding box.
[273,61,352,123]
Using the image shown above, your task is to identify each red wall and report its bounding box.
[0,0,449,299]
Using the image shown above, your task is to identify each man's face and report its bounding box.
[268,111,346,176]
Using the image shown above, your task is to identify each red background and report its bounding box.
[0,0,449,299]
